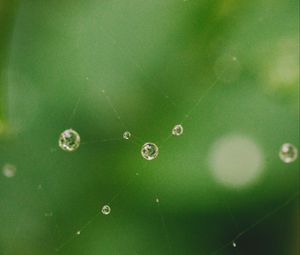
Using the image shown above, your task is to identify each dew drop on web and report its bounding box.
[172,124,184,136]
[101,205,111,215]
[279,143,298,163]
[141,142,159,160]
[58,129,81,152]
[123,131,131,140]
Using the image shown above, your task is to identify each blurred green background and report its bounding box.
[0,0,299,254]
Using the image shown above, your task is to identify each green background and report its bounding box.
[0,0,299,254]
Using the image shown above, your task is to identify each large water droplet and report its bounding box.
[101,205,111,215]
[141,143,159,160]
[279,143,298,163]
[59,129,80,152]
[172,124,184,136]
[123,131,131,140]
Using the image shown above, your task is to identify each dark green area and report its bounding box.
[0,0,299,254]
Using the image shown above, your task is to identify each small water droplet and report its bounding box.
[141,143,159,160]
[123,131,131,140]
[59,129,80,152]
[172,124,184,136]
[76,231,81,235]
[155,198,160,203]
[101,205,111,215]
[232,241,237,247]
[279,143,298,163]
[2,164,16,178]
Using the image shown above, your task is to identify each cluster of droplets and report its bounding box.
[58,127,299,165]
[53,95,299,253]
[57,127,299,166]
[58,124,184,161]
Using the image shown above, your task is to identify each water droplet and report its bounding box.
[76,231,81,235]
[172,124,184,136]
[2,164,16,178]
[279,143,298,163]
[232,241,237,247]
[155,198,160,203]
[123,131,131,140]
[141,143,159,160]
[59,129,80,152]
[101,205,111,215]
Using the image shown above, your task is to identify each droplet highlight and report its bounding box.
[101,205,111,215]
[172,124,184,136]
[141,142,159,161]
[279,143,298,163]
[123,131,131,140]
[59,129,80,152]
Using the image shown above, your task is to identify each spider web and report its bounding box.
[0,0,299,255]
